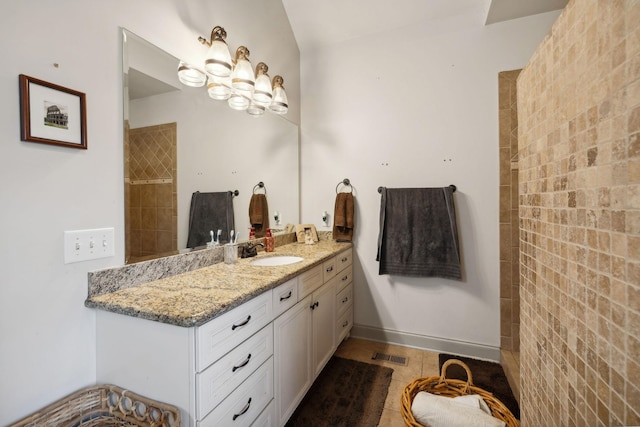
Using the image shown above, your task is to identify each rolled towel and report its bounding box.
[333,192,354,242]
[411,391,505,427]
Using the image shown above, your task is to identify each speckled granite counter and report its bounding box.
[85,240,352,327]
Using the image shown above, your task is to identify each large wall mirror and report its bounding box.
[123,29,299,264]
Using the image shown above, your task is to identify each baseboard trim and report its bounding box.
[351,324,501,362]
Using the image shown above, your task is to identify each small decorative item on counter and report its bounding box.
[265,228,275,252]
[304,227,316,245]
[224,243,238,264]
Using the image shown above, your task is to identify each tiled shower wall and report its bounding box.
[499,69,522,353]
[518,1,639,425]
[125,122,177,262]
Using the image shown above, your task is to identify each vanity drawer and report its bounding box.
[322,257,338,282]
[336,282,353,318]
[336,248,353,272]
[336,307,353,344]
[252,400,275,427]
[272,278,298,318]
[196,324,273,420]
[196,291,273,371]
[298,265,323,299]
[336,265,352,293]
[199,357,274,427]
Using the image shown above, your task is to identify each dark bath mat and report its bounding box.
[285,356,394,427]
[439,353,520,420]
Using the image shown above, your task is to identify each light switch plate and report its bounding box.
[64,227,115,264]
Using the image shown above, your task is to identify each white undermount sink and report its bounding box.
[250,256,304,266]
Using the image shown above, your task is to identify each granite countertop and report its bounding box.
[85,240,352,327]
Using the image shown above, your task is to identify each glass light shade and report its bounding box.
[252,62,273,107]
[231,46,255,92]
[177,62,206,87]
[247,102,265,116]
[204,40,232,77]
[228,92,250,111]
[269,75,288,114]
[207,74,231,100]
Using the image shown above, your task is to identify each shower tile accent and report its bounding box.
[125,123,177,262]
[518,0,639,425]
[499,69,522,353]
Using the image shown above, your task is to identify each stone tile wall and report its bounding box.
[517,0,640,425]
[499,69,522,352]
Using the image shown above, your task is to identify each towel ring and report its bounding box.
[336,178,353,194]
[253,181,267,195]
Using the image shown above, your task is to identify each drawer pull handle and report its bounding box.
[232,353,252,372]
[341,257,348,262]
[310,301,319,310]
[326,266,333,273]
[342,320,349,327]
[231,315,251,330]
[232,397,252,421]
[342,296,349,304]
[341,275,348,281]
[280,291,292,301]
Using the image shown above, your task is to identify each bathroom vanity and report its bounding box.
[87,240,353,426]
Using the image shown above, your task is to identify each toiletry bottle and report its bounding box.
[265,228,275,252]
[249,227,256,240]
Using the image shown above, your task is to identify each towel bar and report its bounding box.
[377,185,457,193]
[229,189,239,197]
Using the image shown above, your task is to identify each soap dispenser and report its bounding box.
[265,228,275,252]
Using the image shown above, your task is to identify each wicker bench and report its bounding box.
[11,384,181,427]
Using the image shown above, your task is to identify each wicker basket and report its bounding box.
[400,359,519,427]
[11,384,181,427]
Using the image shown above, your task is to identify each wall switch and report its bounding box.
[64,227,115,264]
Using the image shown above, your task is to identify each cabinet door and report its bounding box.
[273,295,313,426]
[312,278,336,377]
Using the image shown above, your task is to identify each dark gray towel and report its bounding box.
[186,191,235,248]
[376,187,461,279]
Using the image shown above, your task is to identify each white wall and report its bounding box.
[299,12,560,358]
[0,0,299,424]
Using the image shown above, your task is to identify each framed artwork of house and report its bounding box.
[19,74,87,149]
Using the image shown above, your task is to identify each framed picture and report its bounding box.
[19,74,87,149]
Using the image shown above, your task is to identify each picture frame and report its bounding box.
[19,74,87,149]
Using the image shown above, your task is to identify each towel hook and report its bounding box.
[253,181,267,195]
[336,178,353,194]
[229,189,239,197]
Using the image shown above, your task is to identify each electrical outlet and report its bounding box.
[64,227,115,264]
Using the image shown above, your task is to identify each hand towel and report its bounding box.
[376,186,462,279]
[333,192,355,242]
[186,191,235,248]
[249,193,269,238]
[411,391,506,427]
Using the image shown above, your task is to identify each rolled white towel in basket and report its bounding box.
[411,391,505,427]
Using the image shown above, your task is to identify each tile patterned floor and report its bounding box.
[334,337,441,426]
[334,337,521,426]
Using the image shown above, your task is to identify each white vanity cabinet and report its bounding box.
[96,290,274,427]
[94,247,353,427]
[274,248,353,426]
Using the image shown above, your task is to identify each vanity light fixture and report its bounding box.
[177,25,289,116]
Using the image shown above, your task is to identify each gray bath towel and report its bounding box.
[187,191,235,248]
[376,187,462,279]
